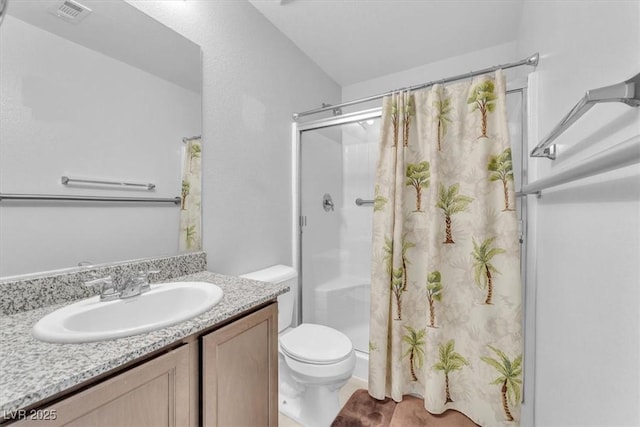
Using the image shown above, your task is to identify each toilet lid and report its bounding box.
[280,324,353,364]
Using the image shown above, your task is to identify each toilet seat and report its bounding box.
[280,323,353,365]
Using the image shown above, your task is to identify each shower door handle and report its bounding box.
[355,198,374,206]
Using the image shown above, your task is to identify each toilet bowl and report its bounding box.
[280,323,356,426]
[240,265,356,427]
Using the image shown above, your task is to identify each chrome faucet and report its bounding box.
[119,272,146,299]
[84,276,119,301]
[84,270,160,301]
[119,270,160,298]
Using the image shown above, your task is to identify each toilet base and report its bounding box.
[279,392,303,425]
[279,384,341,427]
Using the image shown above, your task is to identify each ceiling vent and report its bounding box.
[49,0,92,24]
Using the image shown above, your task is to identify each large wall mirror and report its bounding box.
[0,0,202,277]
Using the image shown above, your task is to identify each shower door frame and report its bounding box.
[291,107,382,326]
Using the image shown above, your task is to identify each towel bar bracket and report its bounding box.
[530,72,640,160]
[534,144,556,160]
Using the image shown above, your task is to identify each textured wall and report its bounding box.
[128,0,341,275]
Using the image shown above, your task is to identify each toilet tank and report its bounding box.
[240,265,296,333]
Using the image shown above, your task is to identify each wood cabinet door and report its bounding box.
[15,344,191,427]
[202,303,278,427]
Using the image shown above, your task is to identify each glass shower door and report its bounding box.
[299,116,381,358]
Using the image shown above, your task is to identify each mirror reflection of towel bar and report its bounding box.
[61,176,156,190]
[0,193,181,205]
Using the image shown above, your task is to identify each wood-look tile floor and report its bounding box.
[278,376,368,427]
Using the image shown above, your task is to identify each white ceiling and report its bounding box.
[248,0,524,86]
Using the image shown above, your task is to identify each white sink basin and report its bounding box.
[33,281,223,343]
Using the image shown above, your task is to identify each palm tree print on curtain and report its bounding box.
[403,326,426,381]
[433,340,469,404]
[481,346,523,422]
[369,71,522,426]
[472,237,505,305]
[390,98,400,147]
[384,237,409,320]
[179,137,202,252]
[406,161,430,212]
[489,147,515,211]
[185,225,197,248]
[434,91,452,151]
[437,183,473,244]
[402,95,415,147]
[401,236,415,292]
[467,80,497,139]
[180,141,202,210]
[188,143,201,172]
[383,237,394,274]
[373,185,388,212]
[181,180,190,210]
[391,267,405,320]
[426,271,443,327]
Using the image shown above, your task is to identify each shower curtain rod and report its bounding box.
[182,135,201,143]
[293,52,539,120]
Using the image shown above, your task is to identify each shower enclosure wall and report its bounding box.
[294,89,526,382]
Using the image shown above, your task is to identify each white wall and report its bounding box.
[0,15,200,277]
[128,0,341,276]
[518,2,640,426]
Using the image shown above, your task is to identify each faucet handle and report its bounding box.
[135,269,160,280]
[137,269,160,293]
[84,275,119,301]
[84,275,112,289]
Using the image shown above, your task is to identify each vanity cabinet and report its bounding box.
[202,303,278,427]
[10,302,277,427]
[14,345,191,427]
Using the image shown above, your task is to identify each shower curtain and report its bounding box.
[179,137,202,251]
[368,70,523,426]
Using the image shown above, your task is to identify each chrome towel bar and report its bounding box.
[531,73,640,160]
[0,193,181,205]
[520,135,639,195]
[61,176,156,190]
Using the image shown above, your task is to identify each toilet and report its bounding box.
[240,265,356,427]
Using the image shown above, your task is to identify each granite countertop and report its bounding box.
[0,271,288,415]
